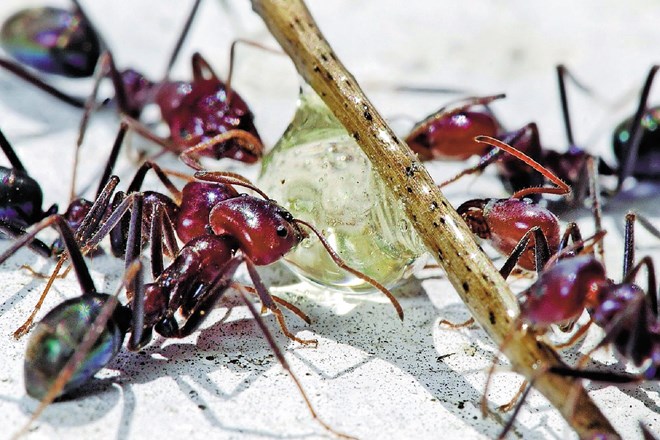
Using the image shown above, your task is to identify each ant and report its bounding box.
[4,208,356,439]
[0,121,138,337]
[483,212,658,438]
[406,65,660,206]
[450,136,590,274]
[0,0,268,171]
[4,160,403,341]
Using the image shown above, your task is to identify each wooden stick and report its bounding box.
[250,0,618,438]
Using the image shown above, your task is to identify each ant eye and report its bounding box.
[276,225,288,237]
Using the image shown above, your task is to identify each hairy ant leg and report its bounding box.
[234,285,356,439]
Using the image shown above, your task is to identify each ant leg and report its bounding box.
[437,317,475,328]
[70,53,113,202]
[498,227,550,279]
[0,221,51,258]
[11,178,120,338]
[94,122,129,198]
[0,58,85,107]
[623,212,637,277]
[243,257,318,346]
[549,365,644,384]
[438,122,540,188]
[497,380,528,412]
[126,160,183,203]
[232,282,312,324]
[0,126,27,171]
[497,382,533,439]
[553,318,593,349]
[586,156,605,266]
[162,0,203,80]
[224,39,283,99]
[618,65,660,190]
[120,115,180,153]
[13,260,141,439]
[234,285,356,439]
[636,212,660,239]
[437,148,502,188]
[179,130,263,170]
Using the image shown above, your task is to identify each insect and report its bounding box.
[485,212,658,438]
[0,162,406,437]
[451,136,588,273]
[4,160,403,343]
[0,122,128,251]
[3,207,355,439]
[0,1,266,165]
[407,65,660,206]
[0,122,136,339]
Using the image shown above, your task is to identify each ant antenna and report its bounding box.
[474,136,570,199]
[293,218,404,320]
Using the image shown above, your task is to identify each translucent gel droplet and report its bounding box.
[259,84,426,293]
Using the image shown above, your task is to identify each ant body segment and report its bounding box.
[408,65,660,206]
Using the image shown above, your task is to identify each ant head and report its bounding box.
[208,195,305,265]
[520,255,605,328]
[162,77,262,163]
[456,199,490,239]
[119,69,156,118]
[459,198,561,271]
[406,109,498,161]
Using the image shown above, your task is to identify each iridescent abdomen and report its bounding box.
[1,7,100,77]
[24,293,128,399]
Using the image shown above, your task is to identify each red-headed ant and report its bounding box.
[0,0,267,168]
[406,65,660,207]
[483,212,658,438]
[4,205,357,439]
[0,164,406,437]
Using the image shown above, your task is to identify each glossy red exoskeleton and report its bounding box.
[408,65,660,206]
[452,136,584,273]
[485,213,659,439]
[0,0,265,165]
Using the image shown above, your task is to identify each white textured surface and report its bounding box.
[0,0,658,439]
